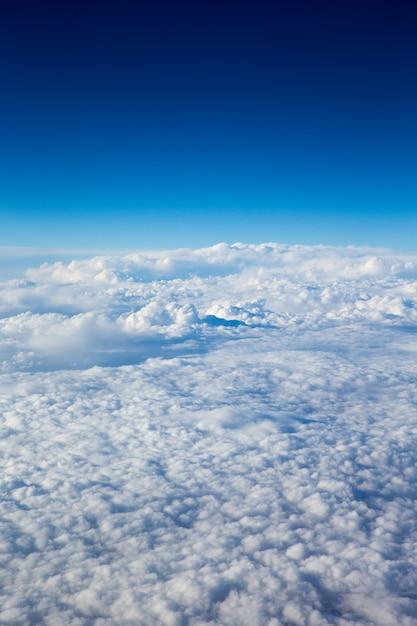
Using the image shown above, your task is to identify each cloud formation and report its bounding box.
[0,243,417,624]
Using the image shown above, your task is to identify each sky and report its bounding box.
[1,243,417,623]
[1,0,416,251]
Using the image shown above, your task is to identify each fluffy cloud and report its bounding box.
[0,243,416,624]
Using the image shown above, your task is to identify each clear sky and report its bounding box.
[1,0,416,251]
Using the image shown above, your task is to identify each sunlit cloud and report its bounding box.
[0,243,416,624]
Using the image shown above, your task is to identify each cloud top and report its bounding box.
[0,243,417,624]
[1,243,416,372]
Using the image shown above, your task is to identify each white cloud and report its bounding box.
[0,243,416,624]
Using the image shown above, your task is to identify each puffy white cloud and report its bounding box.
[0,243,416,624]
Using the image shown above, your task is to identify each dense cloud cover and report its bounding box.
[1,243,417,624]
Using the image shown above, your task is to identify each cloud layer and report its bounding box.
[0,243,417,624]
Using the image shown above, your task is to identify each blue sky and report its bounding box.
[1,0,416,251]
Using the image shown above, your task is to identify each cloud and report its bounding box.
[0,243,417,623]
[1,243,416,372]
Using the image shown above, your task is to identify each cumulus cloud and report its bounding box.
[0,243,416,624]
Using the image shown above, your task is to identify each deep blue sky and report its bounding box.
[1,0,416,250]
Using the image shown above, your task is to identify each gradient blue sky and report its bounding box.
[1,0,416,251]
